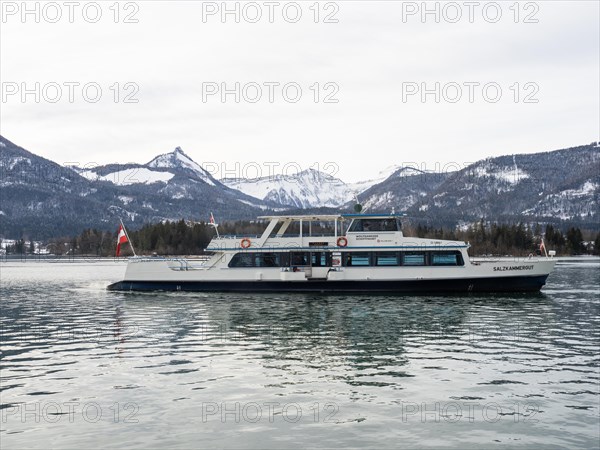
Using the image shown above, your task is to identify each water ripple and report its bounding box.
[0,259,599,448]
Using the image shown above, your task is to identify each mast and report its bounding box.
[210,212,220,238]
[120,218,137,257]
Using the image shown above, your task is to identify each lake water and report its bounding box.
[1,258,599,449]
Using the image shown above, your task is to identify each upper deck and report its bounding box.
[205,213,467,251]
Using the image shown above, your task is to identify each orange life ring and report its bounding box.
[337,237,348,247]
[240,238,251,249]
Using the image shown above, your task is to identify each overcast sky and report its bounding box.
[1,1,598,182]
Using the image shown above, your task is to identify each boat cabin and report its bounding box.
[206,213,406,251]
[346,215,402,233]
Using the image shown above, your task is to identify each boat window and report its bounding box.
[279,252,290,267]
[348,219,399,232]
[347,220,363,232]
[229,253,255,268]
[430,251,464,266]
[402,252,426,266]
[343,252,371,266]
[375,252,399,266]
[256,253,281,267]
[229,250,463,268]
[291,252,310,266]
[229,252,285,268]
[311,252,330,267]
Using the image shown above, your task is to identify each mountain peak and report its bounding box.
[146,146,217,186]
[173,146,186,155]
[148,146,194,169]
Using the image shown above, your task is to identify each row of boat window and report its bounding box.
[228,251,465,268]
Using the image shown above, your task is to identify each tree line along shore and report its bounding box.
[2,219,599,257]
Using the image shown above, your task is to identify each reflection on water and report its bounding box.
[1,259,599,449]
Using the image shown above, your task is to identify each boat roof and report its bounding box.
[341,213,405,218]
[257,213,404,221]
[257,214,343,221]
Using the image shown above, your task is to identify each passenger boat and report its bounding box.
[107,214,556,293]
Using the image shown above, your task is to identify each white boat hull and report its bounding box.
[108,257,556,293]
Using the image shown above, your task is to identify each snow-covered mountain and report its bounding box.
[347,165,402,194]
[77,147,219,187]
[146,147,217,186]
[0,137,272,238]
[75,152,446,211]
[221,163,450,212]
[76,166,175,185]
[357,167,449,212]
[522,180,599,220]
[70,146,274,207]
[378,144,600,223]
[1,134,598,239]
[222,168,357,209]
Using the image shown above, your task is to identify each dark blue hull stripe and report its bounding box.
[107,275,549,293]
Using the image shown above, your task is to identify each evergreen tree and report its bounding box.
[64,218,596,258]
[565,227,585,255]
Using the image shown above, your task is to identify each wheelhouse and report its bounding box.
[345,215,402,233]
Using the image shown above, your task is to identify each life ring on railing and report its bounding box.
[337,237,348,247]
[240,238,252,249]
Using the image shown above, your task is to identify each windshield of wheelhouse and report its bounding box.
[347,218,401,232]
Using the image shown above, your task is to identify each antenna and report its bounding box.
[353,193,364,213]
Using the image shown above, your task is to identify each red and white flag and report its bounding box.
[540,239,546,254]
[210,212,215,225]
[116,224,128,257]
